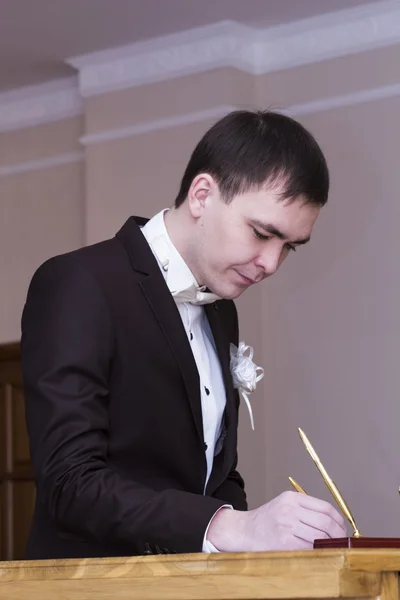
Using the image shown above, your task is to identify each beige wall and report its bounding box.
[85,68,254,135]
[261,95,400,534]
[0,117,84,343]
[0,117,83,165]
[253,46,400,531]
[1,44,400,531]
[256,44,400,107]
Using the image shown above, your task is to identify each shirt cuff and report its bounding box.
[202,504,233,553]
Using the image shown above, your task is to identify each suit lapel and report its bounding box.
[204,303,237,488]
[204,303,236,426]
[116,217,204,443]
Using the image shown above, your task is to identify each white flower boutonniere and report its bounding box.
[230,342,264,431]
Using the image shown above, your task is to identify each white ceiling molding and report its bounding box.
[80,81,400,146]
[1,1,399,133]
[0,77,83,133]
[68,21,255,98]
[252,0,400,74]
[0,151,84,177]
[80,104,239,146]
[68,0,400,98]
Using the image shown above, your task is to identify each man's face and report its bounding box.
[187,179,321,300]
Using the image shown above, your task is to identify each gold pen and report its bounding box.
[297,427,361,538]
[288,476,307,494]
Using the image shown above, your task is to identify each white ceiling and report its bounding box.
[0,0,386,92]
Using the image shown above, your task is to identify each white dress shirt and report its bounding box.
[141,209,230,551]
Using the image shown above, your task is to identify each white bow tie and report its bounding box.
[172,283,220,305]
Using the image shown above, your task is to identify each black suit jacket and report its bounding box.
[21,216,247,559]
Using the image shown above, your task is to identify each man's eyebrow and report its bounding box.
[251,220,311,245]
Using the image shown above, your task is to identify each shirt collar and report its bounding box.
[141,209,201,296]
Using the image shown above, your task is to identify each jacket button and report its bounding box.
[204,442,208,450]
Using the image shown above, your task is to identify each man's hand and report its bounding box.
[207,491,347,551]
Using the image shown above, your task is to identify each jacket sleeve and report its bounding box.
[212,454,247,510]
[21,256,226,554]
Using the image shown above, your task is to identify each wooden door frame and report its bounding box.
[0,341,35,560]
[0,343,20,361]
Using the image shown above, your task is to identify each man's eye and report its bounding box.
[285,243,297,253]
[252,228,270,241]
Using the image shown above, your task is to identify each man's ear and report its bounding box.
[187,174,216,217]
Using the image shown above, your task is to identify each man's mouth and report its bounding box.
[236,271,256,285]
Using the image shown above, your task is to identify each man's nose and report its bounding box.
[254,246,282,276]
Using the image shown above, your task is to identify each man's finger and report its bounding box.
[298,506,347,538]
[296,494,346,529]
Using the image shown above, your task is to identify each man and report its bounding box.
[21,110,346,560]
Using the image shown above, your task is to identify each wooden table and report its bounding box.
[0,549,399,599]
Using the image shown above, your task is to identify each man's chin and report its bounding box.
[213,284,247,301]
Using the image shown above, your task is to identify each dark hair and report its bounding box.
[174,110,329,207]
